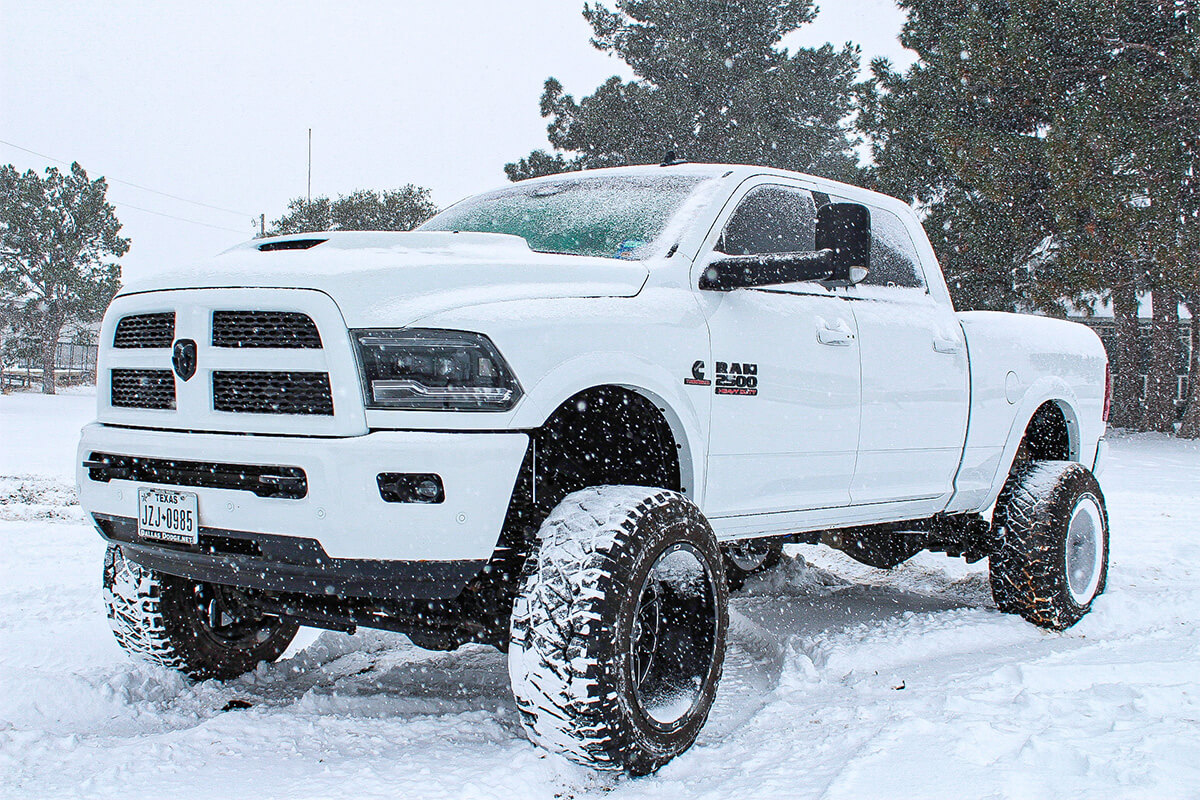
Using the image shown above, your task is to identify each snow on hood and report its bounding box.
[118,231,650,327]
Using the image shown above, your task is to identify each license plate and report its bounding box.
[137,488,199,545]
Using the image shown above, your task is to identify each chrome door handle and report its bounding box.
[933,336,963,354]
[816,319,855,346]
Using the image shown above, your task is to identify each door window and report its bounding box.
[716,185,817,255]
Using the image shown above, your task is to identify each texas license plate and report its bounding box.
[137,488,199,545]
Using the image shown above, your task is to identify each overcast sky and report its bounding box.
[1,1,912,282]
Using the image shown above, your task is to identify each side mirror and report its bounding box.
[816,202,871,283]
[699,249,834,291]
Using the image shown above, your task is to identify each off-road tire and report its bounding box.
[989,461,1109,630]
[103,545,299,680]
[509,487,728,775]
[722,538,784,590]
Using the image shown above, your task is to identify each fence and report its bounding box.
[2,341,99,390]
[1076,317,1191,418]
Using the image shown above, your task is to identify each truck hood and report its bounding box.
[119,231,650,327]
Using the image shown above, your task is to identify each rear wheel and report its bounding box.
[989,461,1109,630]
[509,487,727,774]
[103,545,298,680]
[722,538,784,590]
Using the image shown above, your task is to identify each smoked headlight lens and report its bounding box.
[353,329,522,411]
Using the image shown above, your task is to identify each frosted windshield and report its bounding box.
[419,175,712,259]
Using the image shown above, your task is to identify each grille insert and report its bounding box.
[110,369,175,409]
[213,371,333,415]
[85,452,307,500]
[212,311,322,349]
[113,313,175,348]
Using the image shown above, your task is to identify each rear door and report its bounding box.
[697,181,862,518]
[841,202,969,508]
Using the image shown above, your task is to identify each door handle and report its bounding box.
[933,335,963,354]
[816,319,855,347]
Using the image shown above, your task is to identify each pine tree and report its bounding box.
[269,185,437,235]
[864,0,1200,432]
[1045,0,1200,433]
[0,163,127,394]
[506,0,863,182]
[858,0,1063,314]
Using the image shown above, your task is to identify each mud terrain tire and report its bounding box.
[103,545,298,680]
[989,461,1109,630]
[509,487,728,774]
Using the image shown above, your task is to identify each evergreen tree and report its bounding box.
[1045,1,1200,433]
[506,0,863,182]
[858,0,1062,314]
[269,185,437,235]
[0,162,127,394]
[864,0,1200,432]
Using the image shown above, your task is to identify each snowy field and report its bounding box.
[2,389,1198,799]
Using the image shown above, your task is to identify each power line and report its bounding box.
[0,138,255,218]
[118,202,250,235]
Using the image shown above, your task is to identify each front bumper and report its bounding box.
[77,423,529,595]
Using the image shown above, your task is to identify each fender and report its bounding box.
[510,352,709,504]
[982,375,1083,511]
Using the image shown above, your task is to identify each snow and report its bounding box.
[2,390,1200,798]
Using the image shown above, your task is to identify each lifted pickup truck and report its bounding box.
[80,163,1110,774]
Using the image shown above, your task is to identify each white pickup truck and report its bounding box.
[79,163,1110,774]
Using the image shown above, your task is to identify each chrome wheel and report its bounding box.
[1065,493,1106,606]
[725,540,775,572]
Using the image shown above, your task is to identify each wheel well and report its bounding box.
[1015,401,1073,466]
[497,386,684,556]
[533,385,682,501]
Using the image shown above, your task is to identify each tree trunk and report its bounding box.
[1144,289,1181,433]
[39,335,57,394]
[1108,282,1144,429]
[1178,299,1200,438]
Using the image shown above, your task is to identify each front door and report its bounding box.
[697,182,862,518]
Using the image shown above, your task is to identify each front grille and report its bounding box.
[113,313,175,348]
[85,452,308,500]
[213,371,333,415]
[212,311,322,349]
[110,369,176,409]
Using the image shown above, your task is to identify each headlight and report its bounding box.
[353,328,522,411]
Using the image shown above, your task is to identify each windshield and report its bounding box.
[418,175,711,259]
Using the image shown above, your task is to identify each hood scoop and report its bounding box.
[238,230,534,257]
[257,238,328,252]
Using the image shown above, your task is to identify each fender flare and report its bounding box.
[983,375,1082,509]
[510,353,708,502]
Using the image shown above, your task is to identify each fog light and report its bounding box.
[377,473,445,504]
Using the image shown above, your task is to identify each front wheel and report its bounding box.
[509,487,728,774]
[989,461,1109,630]
[103,545,298,680]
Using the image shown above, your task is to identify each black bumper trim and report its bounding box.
[86,452,308,499]
[93,514,486,601]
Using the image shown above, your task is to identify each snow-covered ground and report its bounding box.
[2,389,1198,799]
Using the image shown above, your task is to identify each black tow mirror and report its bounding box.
[699,202,872,292]
[816,202,871,283]
[699,249,834,291]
